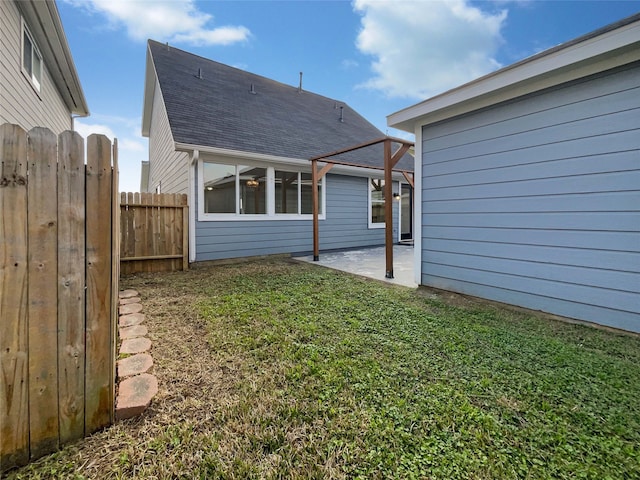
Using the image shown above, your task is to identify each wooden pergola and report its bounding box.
[310,136,415,278]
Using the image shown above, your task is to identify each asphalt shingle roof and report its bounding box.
[149,40,413,171]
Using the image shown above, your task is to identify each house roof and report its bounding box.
[143,40,413,172]
[16,0,89,116]
[388,12,640,132]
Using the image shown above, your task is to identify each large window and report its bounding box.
[22,24,42,92]
[203,163,266,214]
[202,161,322,218]
[369,178,385,227]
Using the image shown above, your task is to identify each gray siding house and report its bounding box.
[142,40,414,263]
[389,14,640,333]
[0,0,88,133]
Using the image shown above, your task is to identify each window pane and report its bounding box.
[23,31,32,75]
[32,52,42,88]
[239,166,266,214]
[300,173,321,215]
[203,162,236,213]
[275,170,299,214]
[370,179,385,224]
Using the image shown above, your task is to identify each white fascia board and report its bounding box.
[174,142,408,181]
[388,16,640,131]
[141,46,157,137]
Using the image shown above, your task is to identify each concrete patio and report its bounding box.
[294,244,417,288]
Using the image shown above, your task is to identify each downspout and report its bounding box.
[413,130,422,286]
[71,112,89,132]
[189,150,199,263]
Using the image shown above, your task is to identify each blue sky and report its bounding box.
[57,0,640,193]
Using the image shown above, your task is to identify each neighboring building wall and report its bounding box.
[0,1,71,134]
[147,78,188,193]
[420,62,640,332]
[195,173,398,261]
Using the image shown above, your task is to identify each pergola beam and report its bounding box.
[402,171,414,189]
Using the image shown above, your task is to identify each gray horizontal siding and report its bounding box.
[0,1,71,133]
[148,78,188,193]
[195,173,397,261]
[421,62,640,332]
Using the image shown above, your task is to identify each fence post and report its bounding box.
[110,140,120,423]
[0,124,30,470]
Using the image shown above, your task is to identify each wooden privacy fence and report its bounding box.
[120,192,188,274]
[0,123,119,471]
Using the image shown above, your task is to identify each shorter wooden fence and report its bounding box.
[120,192,188,274]
[1,124,119,471]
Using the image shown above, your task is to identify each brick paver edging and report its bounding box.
[115,289,158,420]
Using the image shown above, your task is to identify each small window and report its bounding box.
[22,25,42,92]
[369,178,385,227]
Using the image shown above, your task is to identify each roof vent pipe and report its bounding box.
[166,42,170,52]
[249,83,257,94]
[298,72,303,93]
[197,67,202,79]
[339,106,344,123]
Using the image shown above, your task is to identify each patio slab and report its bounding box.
[295,245,416,288]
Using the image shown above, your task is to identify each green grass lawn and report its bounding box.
[7,259,640,479]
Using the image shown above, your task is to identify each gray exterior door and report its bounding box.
[420,62,640,332]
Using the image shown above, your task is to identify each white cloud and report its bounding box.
[341,59,359,69]
[120,138,146,152]
[73,121,116,140]
[353,0,507,99]
[64,0,251,46]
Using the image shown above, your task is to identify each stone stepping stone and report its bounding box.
[120,337,152,355]
[117,353,153,379]
[119,289,139,299]
[120,296,141,305]
[119,303,143,315]
[119,313,145,328]
[119,324,148,340]
[116,373,158,420]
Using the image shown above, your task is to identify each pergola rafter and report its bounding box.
[310,136,415,278]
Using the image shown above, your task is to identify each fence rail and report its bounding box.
[120,192,188,274]
[0,123,119,471]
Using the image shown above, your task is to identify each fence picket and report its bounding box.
[26,128,60,458]
[57,130,86,444]
[0,124,30,470]
[84,134,113,434]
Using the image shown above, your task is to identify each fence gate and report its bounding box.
[0,123,119,472]
[120,192,188,274]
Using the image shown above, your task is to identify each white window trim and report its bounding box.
[21,19,42,95]
[198,158,326,221]
[368,177,386,229]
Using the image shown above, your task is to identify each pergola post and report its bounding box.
[384,139,394,278]
[312,160,334,261]
[309,136,412,272]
